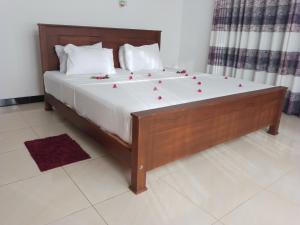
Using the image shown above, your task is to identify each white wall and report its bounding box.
[178,0,215,72]
[0,0,183,99]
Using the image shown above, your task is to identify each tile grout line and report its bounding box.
[158,163,262,222]
[214,166,299,223]
[262,166,296,191]
[158,177,219,222]
[42,205,92,225]
[262,168,300,208]
[215,188,265,223]
[91,189,130,206]
[0,124,107,191]
[158,157,289,223]
[61,167,110,225]
[0,173,42,189]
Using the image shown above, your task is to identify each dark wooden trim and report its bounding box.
[129,115,150,193]
[132,87,286,118]
[0,95,44,107]
[267,86,286,135]
[38,23,161,74]
[132,86,287,173]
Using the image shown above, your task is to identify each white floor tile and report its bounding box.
[0,105,20,114]
[20,109,64,127]
[0,168,90,225]
[18,102,44,112]
[161,146,262,218]
[0,128,38,154]
[0,112,29,132]
[0,147,41,186]
[47,207,106,225]
[280,114,300,137]
[268,168,300,206]
[32,122,72,138]
[221,191,300,225]
[95,180,216,225]
[64,157,129,204]
[221,135,295,187]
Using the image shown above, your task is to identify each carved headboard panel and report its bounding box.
[38,24,161,73]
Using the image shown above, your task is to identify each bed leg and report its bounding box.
[129,116,149,194]
[268,124,279,135]
[129,166,147,194]
[267,89,287,136]
[44,101,53,111]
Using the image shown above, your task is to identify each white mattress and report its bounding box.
[44,69,273,143]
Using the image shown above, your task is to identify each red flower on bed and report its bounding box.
[192,76,197,79]
[129,76,133,80]
[185,73,189,76]
[198,89,202,93]
[177,69,187,74]
[197,81,202,85]
[158,96,162,100]
[91,75,109,80]
[113,84,118,88]
[158,80,162,84]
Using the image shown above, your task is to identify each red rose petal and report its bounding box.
[198,89,202,93]
[129,76,133,80]
[158,80,162,84]
[185,74,189,76]
[113,84,118,88]
[197,81,202,85]
[181,70,187,74]
[192,76,197,79]
[158,96,162,100]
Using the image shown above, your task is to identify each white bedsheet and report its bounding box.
[44,69,273,143]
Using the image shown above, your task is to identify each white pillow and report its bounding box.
[123,43,163,72]
[118,46,127,69]
[55,42,102,73]
[64,45,115,75]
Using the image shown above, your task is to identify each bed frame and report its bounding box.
[38,24,287,194]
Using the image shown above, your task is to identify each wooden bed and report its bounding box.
[38,24,287,194]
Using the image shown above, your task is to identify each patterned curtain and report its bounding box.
[207,0,300,116]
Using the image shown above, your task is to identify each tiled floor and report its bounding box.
[0,102,300,225]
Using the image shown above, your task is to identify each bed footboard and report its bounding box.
[130,87,287,194]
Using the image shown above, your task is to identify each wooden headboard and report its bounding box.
[38,24,161,73]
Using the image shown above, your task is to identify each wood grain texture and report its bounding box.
[131,87,287,171]
[38,23,161,73]
[38,24,287,194]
